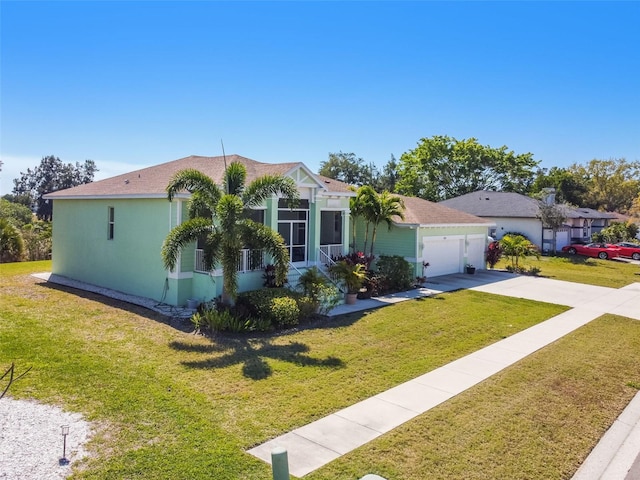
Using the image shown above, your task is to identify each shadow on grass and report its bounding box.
[36,281,194,333]
[170,337,345,380]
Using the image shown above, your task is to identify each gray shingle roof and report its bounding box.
[44,155,348,198]
[439,190,540,218]
[439,190,617,222]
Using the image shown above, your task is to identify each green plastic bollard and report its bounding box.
[271,446,290,480]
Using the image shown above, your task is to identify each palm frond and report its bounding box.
[224,162,247,196]
[161,217,213,270]
[240,220,290,285]
[166,169,222,202]
[243,175,300,209]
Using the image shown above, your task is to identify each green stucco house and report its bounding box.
[44,154,354,307]
[45,155,492,308]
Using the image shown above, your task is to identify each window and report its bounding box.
[245,208,265,224]
[107,207,115,240]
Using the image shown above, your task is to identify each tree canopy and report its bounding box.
[568,159,640,213]
[395,135,539,202]
[318,152,375,187]
[12,155,98,220]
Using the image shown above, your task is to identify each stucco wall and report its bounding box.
[489,217,542,248]
[51,198,176,303]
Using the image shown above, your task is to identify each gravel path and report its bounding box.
[0,397,92,480]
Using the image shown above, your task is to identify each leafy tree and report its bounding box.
[534,190,567,255]
[12,155,98,220]
[567,158,640,213]
[319,152,372,186]
[630,193,640,218]
[0,218,24,262]
[0,198,34,228]
[396,135,539,201]
[530,166,588,206]
[161,162,300,304]
[366,191,405,257]
[372,154,400,193]
[592,222,638,243]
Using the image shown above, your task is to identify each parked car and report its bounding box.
[615,242,640,260]
[561,243,621,260]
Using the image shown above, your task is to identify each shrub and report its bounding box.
[332,251,375,268]
[486,241,503,268]
[296,296,317,320]
[270,297,299,327]
[237,288,302,328]
[374,255,413,293]
[195,308,250,333]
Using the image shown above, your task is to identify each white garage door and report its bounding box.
[467,238,486,268]
[555,230,569,251]
[423,237,464,276]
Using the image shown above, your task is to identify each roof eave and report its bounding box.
[43,193,172,200]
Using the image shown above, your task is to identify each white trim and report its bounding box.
[282,163,328,191]
[167,270,193,280]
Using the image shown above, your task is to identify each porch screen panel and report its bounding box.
[320,211,342,245]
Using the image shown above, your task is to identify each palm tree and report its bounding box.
[161,161,299,304]
[366,191,405,257]
[350,186,378,254]
[499,234,538,268]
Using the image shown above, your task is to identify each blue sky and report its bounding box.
[1,1,639,195]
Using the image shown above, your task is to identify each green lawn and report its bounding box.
[496,253,640,288]
[1,260,639,479]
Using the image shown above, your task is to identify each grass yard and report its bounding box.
[1,260,639,479]
[496,253,640,288]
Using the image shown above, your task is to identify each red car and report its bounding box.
[561,243,621,260]
[615,242,640,260]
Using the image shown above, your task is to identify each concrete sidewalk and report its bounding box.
[248,272,640,478]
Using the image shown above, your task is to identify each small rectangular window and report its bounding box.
[108,207,115,240]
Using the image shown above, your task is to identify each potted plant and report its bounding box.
[329,260,366,304]
[466,263,476,274]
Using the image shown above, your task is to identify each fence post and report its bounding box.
[271,447,290,480]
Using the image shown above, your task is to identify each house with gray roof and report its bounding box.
[439,190,616,252]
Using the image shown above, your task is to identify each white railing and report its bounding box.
[319,244,343,263]
[317,247,344,292]
[286,262,304,290]
[194,248,265,273]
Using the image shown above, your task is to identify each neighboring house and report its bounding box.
[355,195,493,278]
[439,191,545,248]
[439,190,616,252]
[44,155,354,307]
[561,207,617,244]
